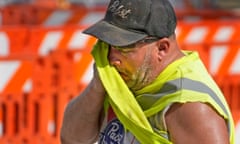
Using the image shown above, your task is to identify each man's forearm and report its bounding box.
[60,79,105,143]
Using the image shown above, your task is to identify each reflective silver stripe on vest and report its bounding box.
[138,78,231,132]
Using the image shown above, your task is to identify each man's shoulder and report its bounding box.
[165,102,229,143]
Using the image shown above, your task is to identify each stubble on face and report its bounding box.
[127,48,155,91]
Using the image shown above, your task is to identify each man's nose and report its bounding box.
[108,47,121,66]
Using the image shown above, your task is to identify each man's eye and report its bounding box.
[120,48,133,53]
[113,47,133,53]
[116,43,136,49]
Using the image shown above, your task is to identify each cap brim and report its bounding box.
[83,20,147,47]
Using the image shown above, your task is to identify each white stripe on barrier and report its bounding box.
[0,61,20,93]
[68,30,90,50]
[209,45,228,75]
[80,60,94,85]
[43,10,72,26]
[0,32,9,56]
[0,122,3,137]
[38,31,63,56]
[185,27,208,44]
[213,26,234,43]
[230,48,240,74]
[48,120,55,135]
[236,121,240,144]
[73,52,82,62]
[80,12,104,25]
[22,78,32,93]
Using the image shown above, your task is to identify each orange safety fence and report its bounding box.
[0,20,240,143]
[0,49,87,143]
[1,5,240,26]
[215,76,240,111]
[0,25,95,93]
[0,5,106,26]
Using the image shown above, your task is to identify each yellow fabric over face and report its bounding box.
[91,41,171,144]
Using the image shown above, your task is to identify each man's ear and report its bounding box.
[156,38,170,61]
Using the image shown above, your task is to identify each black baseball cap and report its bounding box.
[83,0,177,47]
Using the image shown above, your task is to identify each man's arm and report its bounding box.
[60,66,106,144]
[166,102,230,144]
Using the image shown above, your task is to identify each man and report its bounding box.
[60,0,235,143]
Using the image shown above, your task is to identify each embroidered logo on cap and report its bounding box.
[108,0,131,19]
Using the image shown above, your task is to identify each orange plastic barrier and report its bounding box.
[0,49,86,143]
[215,76,240,111]
[177,21,240,76]
[0,27,28,56]
[0,5,106,26]
[1,5,240,26]
[1,5,49,25]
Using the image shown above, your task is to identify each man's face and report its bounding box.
[108,38,160,91]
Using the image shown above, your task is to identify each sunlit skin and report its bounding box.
[108,41,159,91]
